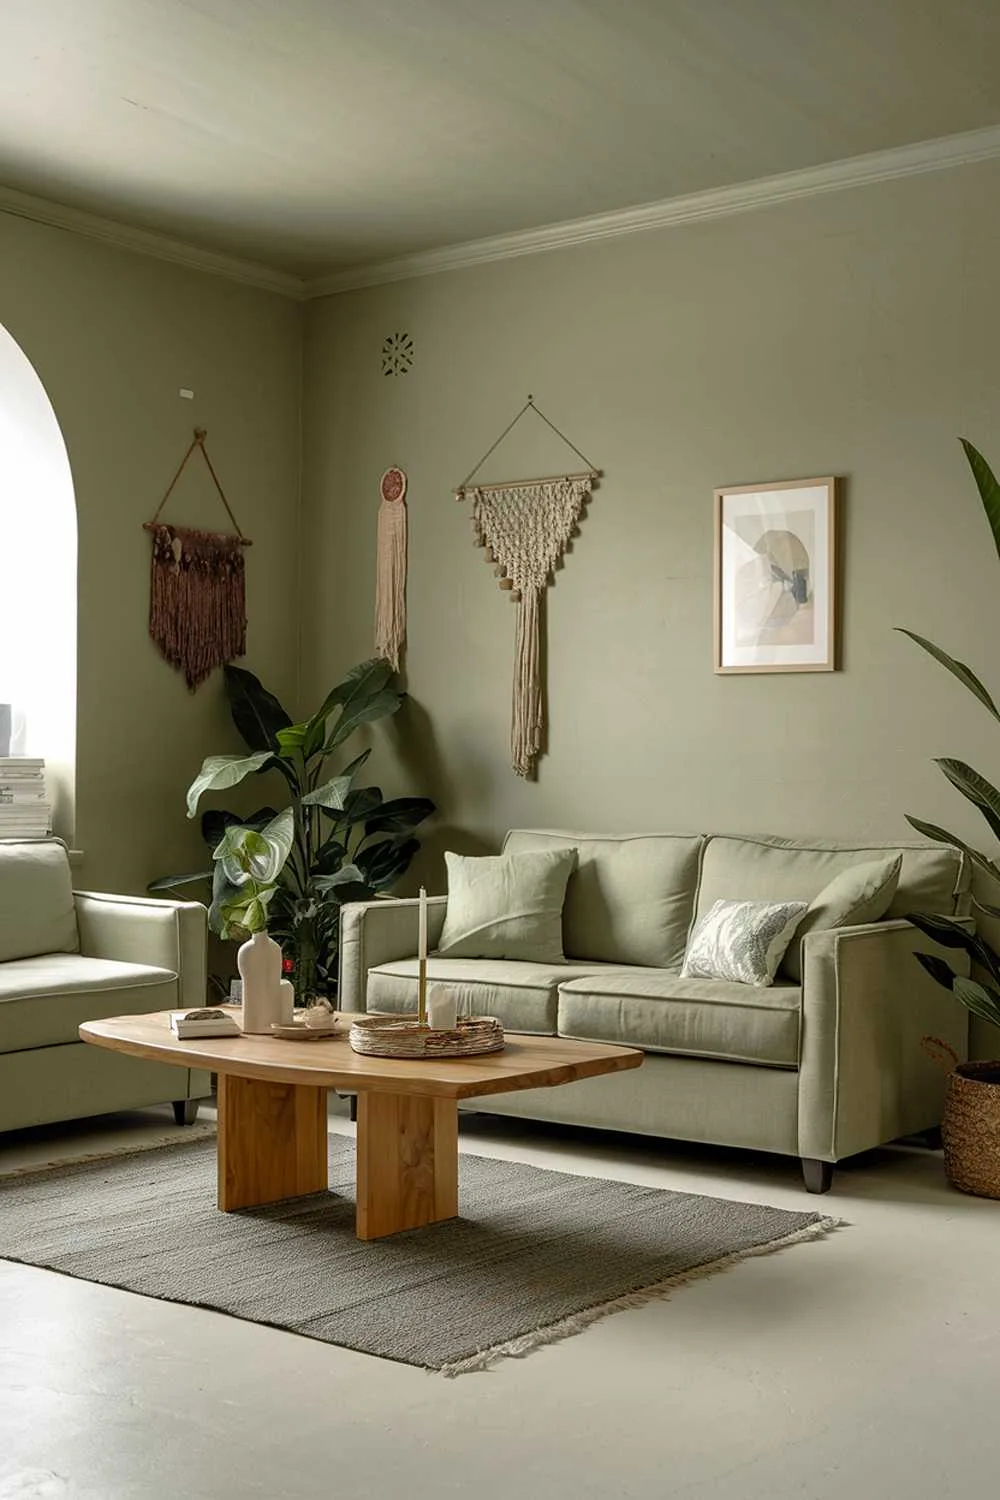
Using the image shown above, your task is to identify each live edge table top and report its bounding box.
[79,1011,643,1100]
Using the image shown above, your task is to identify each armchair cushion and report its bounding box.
[0,839,78,963]
[0,954,177,1052]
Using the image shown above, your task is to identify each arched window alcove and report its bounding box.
[0,322,77,840]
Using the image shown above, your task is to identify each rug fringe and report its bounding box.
[438,1214,844,1378]
[0,1123,217,1181]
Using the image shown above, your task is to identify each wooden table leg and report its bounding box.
[217,1073,328,1211]
[356,1091,459,1240]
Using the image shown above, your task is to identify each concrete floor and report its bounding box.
[1,1103,998,1500]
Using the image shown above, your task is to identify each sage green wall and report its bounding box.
[301,158,1000,878]
[0,212,302,893]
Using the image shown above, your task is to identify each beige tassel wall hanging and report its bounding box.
[455,396,601,778]
[143,428,251,690]
[374,466,408,670]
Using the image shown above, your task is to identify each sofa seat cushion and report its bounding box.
[366,958,616,1036]
[0,955,178,1053]
[556,970,801,1068]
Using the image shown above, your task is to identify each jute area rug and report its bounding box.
[0,1135,839,1377]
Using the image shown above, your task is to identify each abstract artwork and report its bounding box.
[714,478,837,673]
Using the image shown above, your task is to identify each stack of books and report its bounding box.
[170,1008,241,1039]
[0,758,51,840]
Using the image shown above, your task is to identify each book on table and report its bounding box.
[169,1010,241,1039]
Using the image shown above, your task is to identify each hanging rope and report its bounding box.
[374,466,408,670]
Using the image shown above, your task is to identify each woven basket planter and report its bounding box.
[942,1060,1000,1200]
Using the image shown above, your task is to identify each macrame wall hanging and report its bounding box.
[143,428,251,690]
[374,465,408,670]
[455,396,601,778]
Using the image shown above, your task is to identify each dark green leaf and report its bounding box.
[914,951,962,991]
[895,629,1000,723]
[147,869,213,893]
[186,752,273,819]
[224,664,292,751]
[332,787,384,829]
[324,689,402,753]
[954,975,1000,1028]
[903,816,1000,881]
[960,439,1000,565]
[355,837,420,889]
[318,880,375,906]
[306,659,396,745]
[363,797,435,838]
[906,913,1000,983]
[935,759,1000,843]
[200,806,277,850]
[313,841,347,875]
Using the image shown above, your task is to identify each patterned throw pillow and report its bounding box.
[681,899,808,988]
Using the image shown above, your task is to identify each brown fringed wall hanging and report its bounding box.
[374,465,408,669]
[455,396,601,778]
[144,428,251,690]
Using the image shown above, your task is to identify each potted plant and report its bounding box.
[152,657,435,1005]
[898,438,1000,1198]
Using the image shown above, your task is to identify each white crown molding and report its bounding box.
[0,183,306,299]
[3,124,1000,302]
[304,123,1000,298]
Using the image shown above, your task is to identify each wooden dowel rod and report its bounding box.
[455,468,601,499]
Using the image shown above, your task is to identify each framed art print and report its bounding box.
[714,477,837,674]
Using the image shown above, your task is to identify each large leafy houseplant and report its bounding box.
[898,439,1000,1035]
[152,658,434,1001]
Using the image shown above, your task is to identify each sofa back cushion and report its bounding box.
[695,835,968,927]
[503,829,704,968]
[0,840,79,963]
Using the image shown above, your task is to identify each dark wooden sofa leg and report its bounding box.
[173,1099,200,1126]
[801,1158,834,1194]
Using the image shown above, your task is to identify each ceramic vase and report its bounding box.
[238,930,283,1034]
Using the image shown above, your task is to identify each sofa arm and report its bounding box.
[339,896,448,1012]
[74,892,208,1013]
[797,918,970,1163]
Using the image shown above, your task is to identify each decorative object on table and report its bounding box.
[455,395,601,777]
[144,428,251,690]
[238,933,285,1034]
[895,437,1000,1197]
[349,1012,504,1059]
[0,757,51,839]
[374,466,408,670]
[427,984,458,1032]
[417,884,429,1026]
[269,1000,340,1042]
[170,1008,241,1040]
[148,657,435,1002]
[714,476,837,674]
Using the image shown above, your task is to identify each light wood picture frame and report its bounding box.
[714,477,837,674]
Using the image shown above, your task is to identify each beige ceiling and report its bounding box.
[1,0,999,279]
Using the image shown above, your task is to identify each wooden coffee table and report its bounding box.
[80,1011,642,1240]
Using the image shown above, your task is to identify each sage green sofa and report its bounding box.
[0,839,211,1133]
[339,830,972,1192]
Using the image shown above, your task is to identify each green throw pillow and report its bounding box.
[436,848,577,962]
[781,854,903,983]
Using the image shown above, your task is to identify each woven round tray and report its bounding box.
[349,1013,504,1059]
[942,1060,1000,1200]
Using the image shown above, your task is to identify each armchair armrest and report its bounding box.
[74,891,207,1013]
[339,896,448,1012]
[797,918,970,1163]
